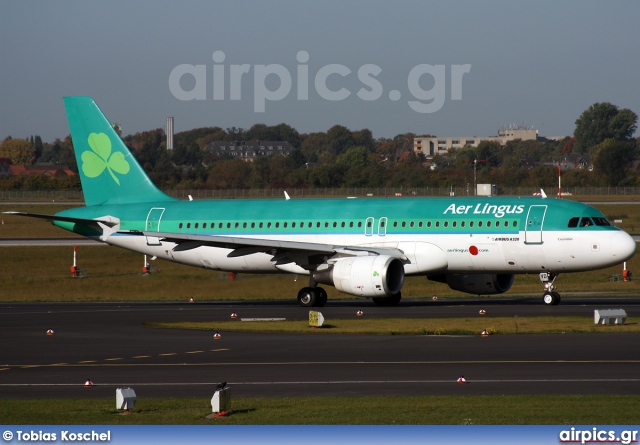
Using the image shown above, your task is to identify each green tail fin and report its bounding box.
[64,96,176,206]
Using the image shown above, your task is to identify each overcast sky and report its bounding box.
[2,1,639,143]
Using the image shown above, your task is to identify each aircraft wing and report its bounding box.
[133,230,407,261]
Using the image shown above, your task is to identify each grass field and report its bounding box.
[2,395,639,425]
[147,316,639,335]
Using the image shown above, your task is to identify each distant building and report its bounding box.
[205,141,295,162]
[5,164,75,177]
[413,128,565,158]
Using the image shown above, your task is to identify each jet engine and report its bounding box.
[430,273,515,295]
[313,255,405,297]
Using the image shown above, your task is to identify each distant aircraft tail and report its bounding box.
[64,96,176,206]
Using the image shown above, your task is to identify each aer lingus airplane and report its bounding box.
[6,97,636,307]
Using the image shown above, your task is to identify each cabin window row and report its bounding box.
[176,219,518,230]
[178,221,364,230]
[393,220,518,228]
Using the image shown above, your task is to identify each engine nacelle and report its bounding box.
[432,273,515,295]
[313,255,405,297]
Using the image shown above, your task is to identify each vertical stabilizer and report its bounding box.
[64,96,176,206]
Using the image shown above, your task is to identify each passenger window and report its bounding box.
[568,217,580,228]
[452,221,457,228]
[341,222,345,228]
[427,221,432,228]
[187,223,191,229]
[410,221,414,228]
[219,223,223,229]
[203,223,207,229]
[235,222,239,228]
[275,222,280,228]
[486,221,491,227]
[435,221,440,228]
[470,221,474,227]
[316,222,320,228]
[444,221,448,228]
[268,222,272,228]
[309,222,313,228]
[292,222,296,228]
[393,222,398,227]
[418,221,423,228]
[478,221,483,227]
[179,223,183,229]
[242,222,247,228]
[358,222,362,228]
[461,221,465,227]
[325,222,329,228]
[284,222,288,228]
[251,222,255,228]
[349,222,354,228]
[227,223,231,229]
[259,222,263,228]
[367,221,372,228]
[402,221,406,228]
[333,222,337,228]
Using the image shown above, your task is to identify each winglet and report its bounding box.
[284,191,290,201]
[540,189,547,199]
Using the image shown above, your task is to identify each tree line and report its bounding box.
[0,102,637,191]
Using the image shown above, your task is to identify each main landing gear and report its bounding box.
[540,272,561,306]
[297,286,328,307]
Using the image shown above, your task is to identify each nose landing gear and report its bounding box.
[540,272,561,305]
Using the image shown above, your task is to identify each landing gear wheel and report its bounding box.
[372,292,402,306]
[543,292,560,306]
[297,287,318,307]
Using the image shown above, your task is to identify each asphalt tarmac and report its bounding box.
[2,298,640,399]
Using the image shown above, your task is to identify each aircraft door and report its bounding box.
[145,207,165,246]
[378,217,388,236]
[365,217,374,236]
[524,205,547,244]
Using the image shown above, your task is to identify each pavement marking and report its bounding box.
[185,351,204,354]
[78,360,97,364]
[132,356,151,359]
[105,358,123,361]
[159,353,177,356]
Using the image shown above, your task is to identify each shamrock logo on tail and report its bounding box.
[81,133,130,185]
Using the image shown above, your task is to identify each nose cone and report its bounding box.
[611,231,636,262]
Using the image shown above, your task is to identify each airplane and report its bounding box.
[4,96,636,307]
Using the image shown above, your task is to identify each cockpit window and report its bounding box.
[579,217,594,227]
[568,217,580,228]
[592,217,611,227]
